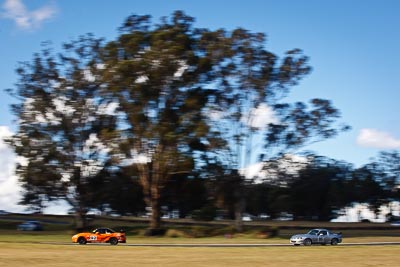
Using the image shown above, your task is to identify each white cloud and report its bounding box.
[240,162,264,180]
[2,0,57,30]
[242,103,278,129]
[357,128,400,149]
[0,126,25,213]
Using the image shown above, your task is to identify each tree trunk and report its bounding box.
[150,193,161,230]
[234,195,244,232]
[137,161,164,235]
[75,208,88,231]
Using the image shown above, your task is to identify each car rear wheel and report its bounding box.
[109,237,118,245]
[304,239,312,246]
[78,237,87,245]
[331,238,338,245]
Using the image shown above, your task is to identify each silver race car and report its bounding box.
[290,228,342,246]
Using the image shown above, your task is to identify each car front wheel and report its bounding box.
[304,239,312,246]
[78,237,87,245]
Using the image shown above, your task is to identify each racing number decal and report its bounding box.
[89,235,97,241]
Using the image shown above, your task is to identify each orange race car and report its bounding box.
[72,227,126,245]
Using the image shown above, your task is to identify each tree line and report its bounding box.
[54,151,398,224]
[6,11,381,232]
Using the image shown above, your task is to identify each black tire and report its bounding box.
[109,237,118,245]
[78,237,87,245]
[304,239,312,246]
[331,238,338,245]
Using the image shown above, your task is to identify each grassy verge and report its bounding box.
[0,242,400,267]
[2,214,400,266]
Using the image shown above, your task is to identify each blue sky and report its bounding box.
[0,0,400,212]
[2,0,399,164]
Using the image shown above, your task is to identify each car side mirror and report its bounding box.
[319,233,323,236]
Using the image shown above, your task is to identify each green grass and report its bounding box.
[2,213,400,267]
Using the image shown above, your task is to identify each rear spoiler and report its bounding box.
[336,232,342,236]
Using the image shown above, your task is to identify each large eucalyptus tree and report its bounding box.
[101,12,230,232]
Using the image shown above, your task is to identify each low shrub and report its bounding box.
[143,228,166,236]
[165,229,187,238]
[257,226,279,238]
[189,225,211,238]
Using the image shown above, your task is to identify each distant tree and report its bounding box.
[245,183,274,217]
[213,169,243,219]
[104,166,145,216]
[351,162,390,219]
[289,156,352,221]
[162,173,208,218]
[82,164,145,216]
[6,36,118,228]
[374,151,400,199]
[377,151,400,220]
[329,152,400,221]
[198,161,235,219]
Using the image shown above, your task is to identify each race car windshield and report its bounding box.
[307,230,319,235]
[92,228,115,234]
